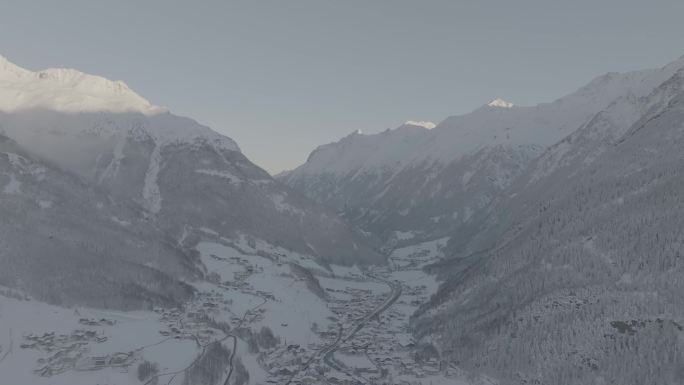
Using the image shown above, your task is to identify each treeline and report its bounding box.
[182,342,231,385]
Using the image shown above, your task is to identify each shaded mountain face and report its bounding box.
[280,58,684,248]
[411,65,684,384]
[281,123,544,249]
[0,134,196,309]
[0,57,382,309]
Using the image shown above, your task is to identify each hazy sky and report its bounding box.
[1,0,684,173]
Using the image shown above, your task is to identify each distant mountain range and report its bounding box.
[281,57,684,249]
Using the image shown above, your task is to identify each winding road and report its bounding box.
[0,329,13,366]
[223,297,268,385]
[323,273,402,382]
[143,290,269,385]
[286,271,402,384]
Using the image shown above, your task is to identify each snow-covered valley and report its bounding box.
[1,35,684,384]
[0,236,474,385]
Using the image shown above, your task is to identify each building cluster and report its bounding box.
[21,327,118,377]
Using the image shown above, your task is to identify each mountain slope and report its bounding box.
[1,56,382,266]
[0,57,382,310]
[0,134,195,309]
[281,57,684,248]
[412,61,684,385]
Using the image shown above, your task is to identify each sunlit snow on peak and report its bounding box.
[487,98,514,108]
[404,120,436,129]
[0,54,167,115]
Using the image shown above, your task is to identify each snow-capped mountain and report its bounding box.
[0,56,382,308]
[0,55,166,115]
[281,56,684,248]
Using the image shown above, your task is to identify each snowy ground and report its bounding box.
[264,237,485,385]
[0,236,482,385]
[0,295,200,385]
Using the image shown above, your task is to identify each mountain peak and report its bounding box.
[487,98,514,108]
[0,55,32,78]
[0,55,166,115]
[344,129,363,138]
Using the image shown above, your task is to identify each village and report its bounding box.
[5,237,459,385]
[15,248,265,381]
[253,239,460,385]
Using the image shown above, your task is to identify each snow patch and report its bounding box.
[404,120,436,129]
[271,193,305,215]
[195,169,241,184]
[461,170,475,185]
[142,143,162,214]
[110,216,131,227]
[3,174,21,194]
[393,230,417,241]
[487,98,514,108]
[97,134,126,183]
[199,227,220,237]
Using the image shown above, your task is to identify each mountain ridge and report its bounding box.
[0,55,167,115]
[411,58,684,384]
[280,55,684,247]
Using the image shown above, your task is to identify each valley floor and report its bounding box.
[0,236,475,385]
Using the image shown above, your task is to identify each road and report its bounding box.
[0,329,12,366]
[322,273,402,382]
[223,297,268,385]
[285,272,402,384]
[151,256,402,385]
[143,293,268,385]
[223,335,238,385]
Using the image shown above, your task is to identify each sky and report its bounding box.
[1,0,684,174]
